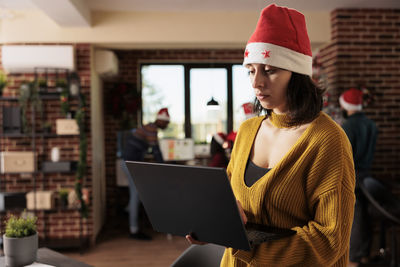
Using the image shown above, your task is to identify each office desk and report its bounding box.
[0,247,92,267]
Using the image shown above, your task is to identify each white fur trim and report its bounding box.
[339,95,362,111]
[156,113,170,121]
[213,134,225,146]
[243,42,312,76]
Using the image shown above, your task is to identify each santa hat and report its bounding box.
[339,88,363,111]
[242,102,255,119]
[226,131,237,143]
[212,132,226,146]
[243,4,312,76]
[156,108,170,121]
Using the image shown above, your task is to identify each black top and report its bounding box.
[245,160,271,187]
[341,112,378,174]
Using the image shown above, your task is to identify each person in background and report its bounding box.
[339,88,379,267]
[187,4,355,266]
[121,108,170,240]
[209,132,229,168]
[224,130,237,160]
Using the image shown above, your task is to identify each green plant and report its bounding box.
[18,82,32,133]
[18,81,42,133]
[60,87,70,116]
[55,78,67,90]
[37,78,47,87]
[0,69,7,95]
[42,121,52,132]
[75,95,88,218]
[59,188,69,199]
[5,212,37,238]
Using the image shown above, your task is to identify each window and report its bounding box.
[233,65,255,131]
[190,68,227,143]
[141,63,254,142]
[141,65,185,138]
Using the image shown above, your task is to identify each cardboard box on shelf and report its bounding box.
[0,151,35,173]
[26,191,55,210]
[56,119,79,135]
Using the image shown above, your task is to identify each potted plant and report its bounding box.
[58,188,69,209]
[55,78,67,93]
[42,121,52,134]
[37,78,47,93]
[18,82,32,133]
[3,212,38,267]
[0,69,7,96]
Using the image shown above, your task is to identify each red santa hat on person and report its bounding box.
[339,88,363,111]
[243,4,312,76]
[212,132,227,147]
[226,131,237,143]
[242,102,255,119]
[156,108,170,121]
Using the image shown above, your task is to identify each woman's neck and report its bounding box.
[269,111,292,128]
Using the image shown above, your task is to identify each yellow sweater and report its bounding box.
[220,112,356,267]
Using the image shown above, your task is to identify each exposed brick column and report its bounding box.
[319,9,400,181]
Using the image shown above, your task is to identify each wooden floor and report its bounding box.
[63,230,189,267]
[60,208,190,267]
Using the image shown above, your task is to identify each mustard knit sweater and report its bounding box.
[220,112,356,267]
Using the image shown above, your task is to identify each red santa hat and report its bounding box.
[226,131,237,143]
[339,88,363,111]
[243,4,312,76]
[212,132,226,146]
[156,108,170,121]
[242,102,255,119]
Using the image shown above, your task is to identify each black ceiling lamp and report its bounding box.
[207,96,220,110]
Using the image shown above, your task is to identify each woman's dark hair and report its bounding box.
[253,72,325,127]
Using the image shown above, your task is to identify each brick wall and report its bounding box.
[103,49,244,220]
[0,44,93,243]
[319,9,400,182]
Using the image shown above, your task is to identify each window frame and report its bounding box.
[140,62,242,139]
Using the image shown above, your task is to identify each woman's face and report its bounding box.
[246,63,292,114]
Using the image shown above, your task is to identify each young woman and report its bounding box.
[187,4,356,266]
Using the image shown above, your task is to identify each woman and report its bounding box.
[187,4,355,266]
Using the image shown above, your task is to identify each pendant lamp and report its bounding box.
[207,97,220,110]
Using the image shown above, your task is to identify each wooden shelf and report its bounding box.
[1,133,79,138]
[0,208,80,213]
[0,94,78,101]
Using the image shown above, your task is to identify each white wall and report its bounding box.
[0,10,330,49]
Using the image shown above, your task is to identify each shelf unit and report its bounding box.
[0,67,86,250]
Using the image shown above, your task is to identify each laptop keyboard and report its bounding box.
[246,229,277,246]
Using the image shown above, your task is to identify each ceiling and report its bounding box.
[1,0,399,12]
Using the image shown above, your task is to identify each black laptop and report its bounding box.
[126,161,295,251]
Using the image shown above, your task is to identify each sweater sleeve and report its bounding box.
[231,129,356,266]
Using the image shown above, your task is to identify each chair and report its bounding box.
[170,244,225,267]
[359,177,400,267]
